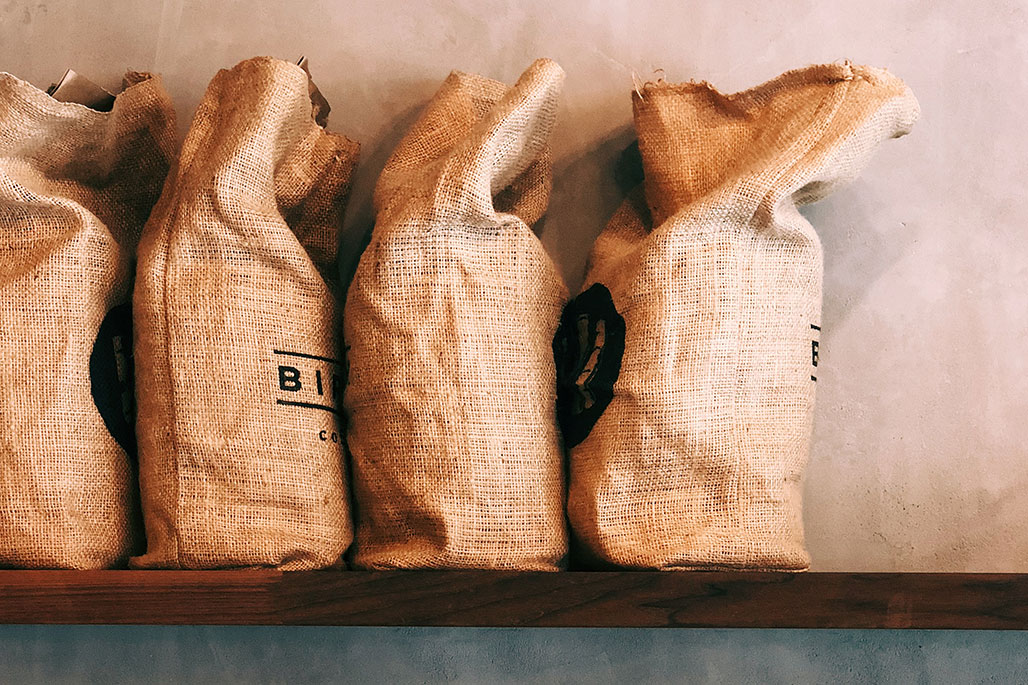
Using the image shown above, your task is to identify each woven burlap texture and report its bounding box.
[133,57,359,570]
[0,71,176,568]
[567,63,920,570]
[345,58,569,570]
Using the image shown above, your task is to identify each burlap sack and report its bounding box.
[0,70,176,568]
[345,58,568,570]
[132,57,359,569]
[561,63,919,570]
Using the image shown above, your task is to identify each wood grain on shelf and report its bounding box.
[0,570,279,625]
[1,571,1026,629]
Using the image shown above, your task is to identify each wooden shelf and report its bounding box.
[0,571,1025,628]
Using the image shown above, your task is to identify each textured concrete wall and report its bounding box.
[0,0,1023,681]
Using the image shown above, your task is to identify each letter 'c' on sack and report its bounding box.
[561,63,920,570]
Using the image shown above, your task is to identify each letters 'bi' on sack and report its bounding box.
[561,63,919,570]
[0,71,176,568]
[345,58,568,570]
[133,57,359,569]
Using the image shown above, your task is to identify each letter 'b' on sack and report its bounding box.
[133,57,359,569]
[0,71,176,568]
[345,59,569,570]
[562,63,919,570]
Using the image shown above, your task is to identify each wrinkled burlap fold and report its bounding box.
[563,63,919,570]
[345,58,569,570]
[0,70,176,568]
[133,57,359,569]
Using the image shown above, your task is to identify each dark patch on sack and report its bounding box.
[554,283,625,448]
[90,302,136,459]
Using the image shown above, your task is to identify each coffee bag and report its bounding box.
[562,63,919,570]
[345,59,568,570]
[0,70,175,568]
[133,57,358,569]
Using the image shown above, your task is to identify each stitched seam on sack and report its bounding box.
[734,80,851,558]
[160,79,225,568]
[728,234,743,539]
[159,193,184,567]
[751,81,851,232]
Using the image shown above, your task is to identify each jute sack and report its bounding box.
[133,57,359,569]
[0,71,176,568]
[561,63,919,570]
[345,58,568,570]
